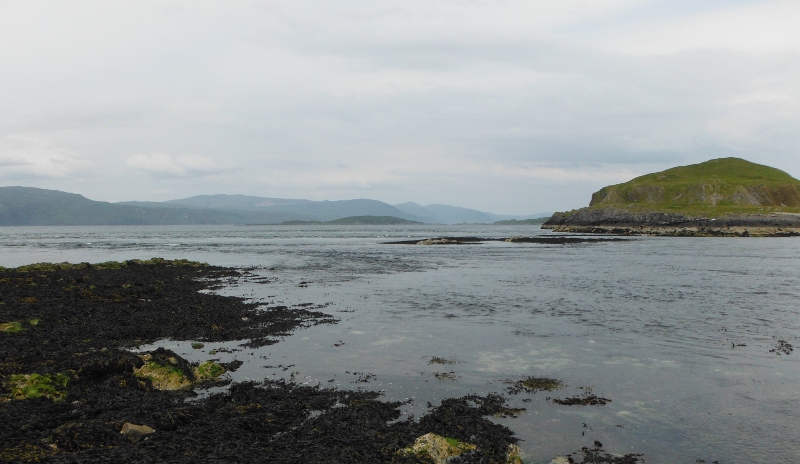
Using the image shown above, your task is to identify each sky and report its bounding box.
[1,0,799,214]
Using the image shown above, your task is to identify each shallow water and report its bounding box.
[1,224,799,463]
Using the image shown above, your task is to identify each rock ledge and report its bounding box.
[542,208,800,237]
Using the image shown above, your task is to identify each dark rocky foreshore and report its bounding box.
[542,207,800,236]
[385,236,625,245]
[0,259,533,463]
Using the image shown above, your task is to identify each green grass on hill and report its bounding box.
[589,158,800,216]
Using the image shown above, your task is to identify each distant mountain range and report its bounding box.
[0,187,550,226]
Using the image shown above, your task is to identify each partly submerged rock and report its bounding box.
[416,238,462,245]
[134,355,193,390]
[194,360,226,382]
[398,432,477,463]
[550,456,570,464]
[133,351,225,390]
[542,207,800,236]
[506,443,524,463]
[120,423,155,443]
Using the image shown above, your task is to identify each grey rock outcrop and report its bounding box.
[542,207,800,236]
[120,423,155,443]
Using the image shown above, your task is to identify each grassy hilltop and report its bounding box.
[589,157,800,217]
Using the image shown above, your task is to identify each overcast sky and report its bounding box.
[1,1,799,214]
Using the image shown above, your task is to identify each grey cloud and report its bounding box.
[0,134,93,179]
[125,153,233,178]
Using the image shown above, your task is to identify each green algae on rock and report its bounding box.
[398,433,525,464]
[0,321,24,334]
[398,433,477,463]
[194,360,226,381]
[134,359,193,391]
[5,373,70,402]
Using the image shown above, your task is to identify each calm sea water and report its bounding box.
[1,225,799,463]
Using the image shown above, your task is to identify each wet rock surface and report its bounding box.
[386,236,626,245]
[551,387,611,406]
[565,442,643,463]
[0,259,523,463]
[120,423,155,443]
[504,377,563,395]
[551,394,611,406]
[769,339,793,355]
[398,432,477,463]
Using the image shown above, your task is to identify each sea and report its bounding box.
[1,224,798,464]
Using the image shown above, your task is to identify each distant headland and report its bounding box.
[543,157,800,237]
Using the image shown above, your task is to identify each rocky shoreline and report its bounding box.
[542,207,800,237]
[0,259,531,463]
[0,259,647,463]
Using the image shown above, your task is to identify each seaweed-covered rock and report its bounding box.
[398,433,477,463]
[0,260,526,464]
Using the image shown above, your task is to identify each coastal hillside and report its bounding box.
[0,187,304,226]
[162,195,426,223]
[1,187,530,226]
[543,158,800,236]
[590,157,800,214]
[163,194,310,211]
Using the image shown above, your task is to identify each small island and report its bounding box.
[542,157,800,236]
[277,215,423,225]
[493,218,549,225]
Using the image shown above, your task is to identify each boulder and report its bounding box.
[398,432,477,463]
[120,423,155,443]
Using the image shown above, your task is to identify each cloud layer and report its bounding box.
[1,1,799,213]
[0,134,92,179]
[125,153,229,178]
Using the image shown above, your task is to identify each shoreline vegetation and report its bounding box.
[0,259,642,463]
[543,158,800,237]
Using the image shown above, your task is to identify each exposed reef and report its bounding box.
[542,207,800,236]
[0,259,523,463]
[385,236,626,245]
